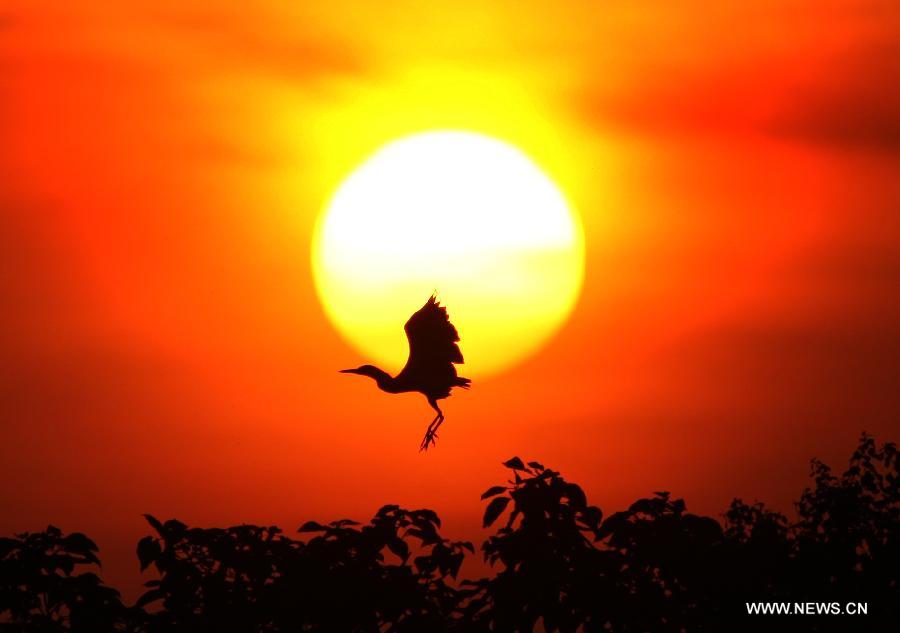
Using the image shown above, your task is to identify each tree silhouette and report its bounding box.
[0,526,130,632]
[134,505,472,632]
[1,433,897,632]
[460,458,610,632]
[461,460,729,632]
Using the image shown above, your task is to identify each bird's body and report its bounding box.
[340,295,470,450]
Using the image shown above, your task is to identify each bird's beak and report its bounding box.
[339,368,358,374]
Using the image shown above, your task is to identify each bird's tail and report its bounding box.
[455,376,472,390]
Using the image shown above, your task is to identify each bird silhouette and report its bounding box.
[340,295,471,450]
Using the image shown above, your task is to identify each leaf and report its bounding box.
[420,531,443,546]
[565,483,587,509]
[83,549,101,566]
[135,588,165,609]
[136,536,161,572]
[502,457,526,470]
[64,532,98,555]
[483,497,511,528]
[298,521,326,533]
[162,519,187,535]
[628,499,655,514]
[405,527,425,541]
[414,554,437,574]
[143,514,163,533]
[414,509,442,528]
[581,506,603,530]
[480,486,507,500]
[387,537,409,561]
[527,461,545,471]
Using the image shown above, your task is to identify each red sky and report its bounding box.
[2,0,899,597]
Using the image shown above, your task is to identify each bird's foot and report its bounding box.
[419,429,439,452]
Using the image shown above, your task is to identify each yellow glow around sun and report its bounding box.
[313,131,584,378]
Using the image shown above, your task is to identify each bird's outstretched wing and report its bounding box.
[399,295,464,381]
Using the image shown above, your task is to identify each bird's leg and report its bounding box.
[428,413,444,443]
[423,414,445,451]
[420,400,444,451]
[420,413,441,451]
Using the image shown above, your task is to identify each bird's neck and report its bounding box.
[367,367,403,393]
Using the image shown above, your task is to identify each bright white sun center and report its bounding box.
[313,131,584,378]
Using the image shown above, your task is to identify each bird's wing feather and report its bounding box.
[401,295,464,373]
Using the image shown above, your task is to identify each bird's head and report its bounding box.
[339,364,382,379]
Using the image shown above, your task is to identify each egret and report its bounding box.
[340,295,471,450]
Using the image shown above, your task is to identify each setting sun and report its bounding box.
[313,131,584,377]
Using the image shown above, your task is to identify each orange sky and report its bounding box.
[2,0,900,597]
